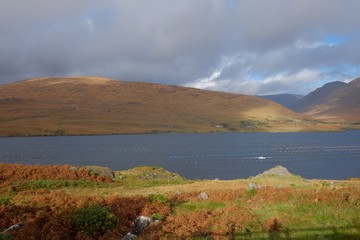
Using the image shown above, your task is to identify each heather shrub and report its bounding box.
[74,204,118,237]
[246,188,257,199]
[148,194,168,204]
[0,233,13,240]
[0,196,12,206]
[151,213,164,221]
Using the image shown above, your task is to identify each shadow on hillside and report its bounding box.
[141,225,360,240]
[234,225,360,240]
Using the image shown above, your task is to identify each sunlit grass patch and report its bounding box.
[174,201,226,214]
[253,200,360,232]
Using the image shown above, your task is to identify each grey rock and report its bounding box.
[248,183,258,190]
[122,232,137,240]
[3,223,23,232]
[85,166,114,180]
[69,166,78,172]
[131,216,153,235]
[198,192,209,200]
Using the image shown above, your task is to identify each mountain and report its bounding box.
[292,81,347,112]
[259,94,304,109]
[0,77,347,136]
[293,78,360,121]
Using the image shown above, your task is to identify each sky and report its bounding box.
[1,0,360,95]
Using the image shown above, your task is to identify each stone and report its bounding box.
[248,183,258,190]
[122,216,154,239]
[198,192,209,200]
[68,166,78,172]
[175,190,182,195]
[131,216,153,235]
[122,232,137,240]
[3,223,23,232]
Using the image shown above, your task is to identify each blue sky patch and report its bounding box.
[323,35,348,45]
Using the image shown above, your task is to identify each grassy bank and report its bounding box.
[0,163,359,239]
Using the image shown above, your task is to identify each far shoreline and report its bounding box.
[1,128,360,138]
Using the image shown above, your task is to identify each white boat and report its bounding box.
[257,156,266,160]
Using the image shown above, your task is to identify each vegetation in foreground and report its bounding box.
[0,163,359,239]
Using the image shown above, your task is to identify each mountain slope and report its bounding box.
[259,94,304,109]
[293,78,360,121]
[0,77,343,136]
[292,81,347,112]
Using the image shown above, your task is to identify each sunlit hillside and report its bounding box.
[0,77,351,137]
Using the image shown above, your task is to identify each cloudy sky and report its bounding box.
[1,0,360,95]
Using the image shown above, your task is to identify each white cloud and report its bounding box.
[1,0,360,93]
[233,69,321,95]
[186,70,223,89]
[187,69,322,95]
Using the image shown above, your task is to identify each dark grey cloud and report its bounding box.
[1,0,360,95]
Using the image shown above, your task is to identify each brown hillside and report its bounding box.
[0,77,343,136]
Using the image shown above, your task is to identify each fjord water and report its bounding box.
[1,132,359,180]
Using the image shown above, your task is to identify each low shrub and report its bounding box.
[74,204,118,237]
[0,233,13,240]
[151,213,164,221]
[246,188,257,199]
[148,194,168,204]
[0,196,12,206]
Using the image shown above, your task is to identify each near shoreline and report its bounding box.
[0,163,359,239]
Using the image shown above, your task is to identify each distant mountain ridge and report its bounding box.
[259,94,304,109]
[0,76,345,136]
[291,81,347,113]
[260,78,360,121]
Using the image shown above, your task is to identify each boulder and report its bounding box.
[198,192,209,200]
[131,216,153,235]
[122,215,154,239]
[122,232,137,240]
[248,183,258,190]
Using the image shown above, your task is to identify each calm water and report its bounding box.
[0,132,359,180]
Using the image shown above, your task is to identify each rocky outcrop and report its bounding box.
[116,166,185,181]
[255,166,294,178]
[69,165,115,180]
[85,166,114,180]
